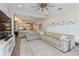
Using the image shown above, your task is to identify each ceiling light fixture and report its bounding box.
[31,3,55,16]
[31,3,55,12]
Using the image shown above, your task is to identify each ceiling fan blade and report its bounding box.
[47,5,55,7]
[36,3,41,5]
[36,7,41,11]
[31,6,39,8]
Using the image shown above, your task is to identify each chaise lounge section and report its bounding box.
[40,32,75,52]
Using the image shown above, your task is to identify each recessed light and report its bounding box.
[18,4,22,7]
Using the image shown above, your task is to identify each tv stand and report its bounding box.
[4,35,13,41]
[0,35,15,56]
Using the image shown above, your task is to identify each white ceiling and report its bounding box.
[6,3,79,18]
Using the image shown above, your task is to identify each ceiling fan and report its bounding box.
[31,3,55,12]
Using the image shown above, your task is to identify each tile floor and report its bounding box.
[11,37,20,56]
[20,38,79,56]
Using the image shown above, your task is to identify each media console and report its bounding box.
[0,35,15,56]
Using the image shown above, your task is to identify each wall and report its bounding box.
[42,6,79,43]
[0,4,10,17]
[14,21,19,31]
[0,4,14,35]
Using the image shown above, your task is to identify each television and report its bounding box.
[0,10,12,40]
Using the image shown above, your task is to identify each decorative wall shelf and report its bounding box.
[48,20,79,26]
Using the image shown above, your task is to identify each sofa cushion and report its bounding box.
[45,32,62,39]
[60,35,67,40]
[39,31,45,35]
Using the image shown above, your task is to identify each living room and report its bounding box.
[0,3,79,56]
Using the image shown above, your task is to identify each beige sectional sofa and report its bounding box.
[26,30,40,41]
[40,32,75,52]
